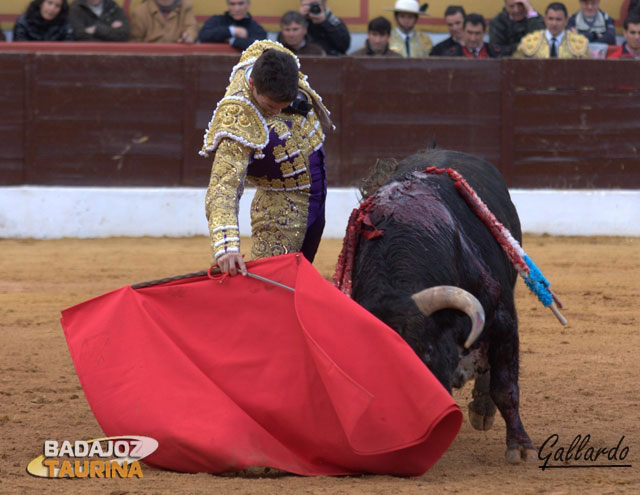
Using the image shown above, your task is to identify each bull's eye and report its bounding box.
[423,344,434,366]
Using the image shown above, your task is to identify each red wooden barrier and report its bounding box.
[0,41,237,54]
[1,46,639,188]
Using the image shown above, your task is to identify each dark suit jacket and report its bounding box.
[198,12,267,51]
[430,36,461,56]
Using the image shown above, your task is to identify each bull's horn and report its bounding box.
[411,286,485,349]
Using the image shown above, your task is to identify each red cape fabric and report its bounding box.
[61,253,462,476]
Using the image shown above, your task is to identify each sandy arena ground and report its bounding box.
[0,235,638,494]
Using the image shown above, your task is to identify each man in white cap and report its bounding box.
[387,0,432,57]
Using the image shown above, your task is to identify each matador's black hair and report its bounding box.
[252,49,299,103]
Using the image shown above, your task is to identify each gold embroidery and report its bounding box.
[202,97,268,155]
[247,172,311,191]
[203,40,330,262]
[205,139,252,259]
[280,160,294,176]
[296,173,311,187]
[250,190,309,260]
[515,30,590,59]
[301,117,314,136]
[201,40,332,157]
[292,154,306,172]
[285,138,299,154]
[273,144,287,161]
[239,40,299,67]
[271,120,290,139]
[390,30,433,58]
[284,177,297,189]
[566,31,590,58]
[519,30,543,58]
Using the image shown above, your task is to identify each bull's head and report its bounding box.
[409,286,486,390]
[411,286,485,349]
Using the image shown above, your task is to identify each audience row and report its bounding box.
[3,0,639,60]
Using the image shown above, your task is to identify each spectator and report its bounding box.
[351,16,401,56]
[607,14,640,59]
[567,0,615,45]
[299,0,350,55]
[68,0,129,41]
[130,0,197,43]
[514,2,590,58]
[489,0,545,56]
[386,0,432,57]
[199,0,266,51]
[0,31,6,42]
[629,0,640,16]
[442,13,502,58]
[13,0,74,41]
[431,5,466,56]
[277,10,324,55]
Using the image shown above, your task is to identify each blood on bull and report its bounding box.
[334,147,564,463]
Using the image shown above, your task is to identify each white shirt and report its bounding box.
[545,29,565,47]
[88,2,104,17]
[395,27,414,43]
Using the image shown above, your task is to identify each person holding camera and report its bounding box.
[299,0,350,55]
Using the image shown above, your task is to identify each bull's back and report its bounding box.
[393,150,521,243]
[353,149,521,311]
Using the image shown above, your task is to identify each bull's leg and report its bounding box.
[468,371,497,431]
[488,308,537,464]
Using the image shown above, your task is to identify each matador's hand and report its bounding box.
[217,253,247,276]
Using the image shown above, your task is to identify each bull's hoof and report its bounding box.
[505,446,538,464]
[467,403,495,431]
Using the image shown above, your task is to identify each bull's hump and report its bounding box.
[373,177,455,232]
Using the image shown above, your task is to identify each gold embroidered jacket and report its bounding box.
[390,28,433,58]
[513,30,590,59]
[201,40,331,262]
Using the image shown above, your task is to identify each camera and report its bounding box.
[309,2,322,15]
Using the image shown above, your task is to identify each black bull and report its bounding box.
[349,149,537,463]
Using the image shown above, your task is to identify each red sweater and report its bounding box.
[607,43,638,59]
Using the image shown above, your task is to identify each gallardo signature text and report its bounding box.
[539,434,631,470]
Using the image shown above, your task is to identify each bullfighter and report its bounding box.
[200,40,333,276]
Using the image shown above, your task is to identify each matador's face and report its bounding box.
[249,78,292,117]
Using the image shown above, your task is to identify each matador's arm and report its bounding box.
[205,139,253,262]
